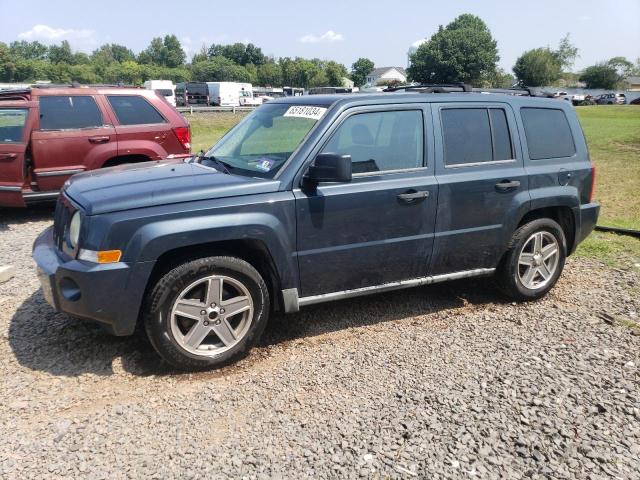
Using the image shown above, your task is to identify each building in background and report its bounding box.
[625,76,640,91]
[365,67,407,86]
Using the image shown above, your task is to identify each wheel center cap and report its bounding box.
[208,310,219,320]
[533,254,543,266]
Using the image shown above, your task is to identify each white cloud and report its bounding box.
[17,24,96,50]
[299,30,344,44]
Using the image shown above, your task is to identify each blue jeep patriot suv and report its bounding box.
[33,86,600,369]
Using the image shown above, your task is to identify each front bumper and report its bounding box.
[33,227,153,336]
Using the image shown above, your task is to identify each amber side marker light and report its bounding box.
[78,249,122,264]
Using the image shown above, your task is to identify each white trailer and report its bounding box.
[144,80,176,106]
[206,82,241,106]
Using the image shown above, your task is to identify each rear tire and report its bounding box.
[143,256,270,370]
[496,218,566,301]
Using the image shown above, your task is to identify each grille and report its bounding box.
[52,194,76,252]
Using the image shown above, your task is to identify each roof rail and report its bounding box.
[383,83,473,93]
[30,82,139,89]
[383,83,549,97]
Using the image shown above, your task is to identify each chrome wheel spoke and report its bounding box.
[205,277,223,306]
[519,253,535,266]
[222,296,251,317]
[174,299,205,320]
[212,319,237,346]
[183,321,211,349]
[538,263,552,280]
[522,266,537,286]
[534,232,543,253]
[542,244,558,261]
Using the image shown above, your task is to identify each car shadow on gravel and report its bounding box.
[0,204,55,231]
[9,278,505,378]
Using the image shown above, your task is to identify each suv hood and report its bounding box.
[64,159,281,215]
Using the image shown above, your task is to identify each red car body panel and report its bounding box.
[0,86,190,208]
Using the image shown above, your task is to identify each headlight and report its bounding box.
[69,212,81,248]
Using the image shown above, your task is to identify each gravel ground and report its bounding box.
[1,207,639,480]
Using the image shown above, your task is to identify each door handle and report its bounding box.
[0,153,17,161]
[495,180,520,192]
[88,136,110,144]
[397,190,430,203]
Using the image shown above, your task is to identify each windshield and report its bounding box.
[205,103,326,178]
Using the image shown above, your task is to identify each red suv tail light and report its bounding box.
[589,161,596,203]
[173,126,191,152]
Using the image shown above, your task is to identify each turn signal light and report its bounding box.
[78,249,122,264]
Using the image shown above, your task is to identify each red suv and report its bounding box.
[0,85,191,208]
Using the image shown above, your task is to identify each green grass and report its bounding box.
[186,112,247,153]
[575,106,640,266]
[576,106,640,230]
[186,106,640,266]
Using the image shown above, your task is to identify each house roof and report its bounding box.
[626,76,640,84]
[368,67,407,77]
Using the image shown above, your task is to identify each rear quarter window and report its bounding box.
[521,107,576,160]
[107,95,166,125]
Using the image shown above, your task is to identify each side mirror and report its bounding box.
[305,153,352,183]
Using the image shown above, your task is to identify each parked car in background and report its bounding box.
[630,97,640,105]
[144,80,176,106]
[33,87,598,369]
[175,82,209,106]
[595,93,627,105]
[237,83,262,106]
[0,85,191,208]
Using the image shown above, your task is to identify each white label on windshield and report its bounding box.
[283,106,327,120]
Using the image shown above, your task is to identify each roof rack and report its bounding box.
[383,83,545,97]
[0,89,31,101]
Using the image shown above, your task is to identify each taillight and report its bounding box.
[173,126,191,152]
[589,161,596,203]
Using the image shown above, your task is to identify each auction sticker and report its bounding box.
[283,106,327,120]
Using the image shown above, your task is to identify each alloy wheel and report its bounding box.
[170,275,254,356]
[517,231,560,290]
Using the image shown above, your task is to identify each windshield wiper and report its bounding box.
[195,153,232,175]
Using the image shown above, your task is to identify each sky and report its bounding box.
[1,0,639,73]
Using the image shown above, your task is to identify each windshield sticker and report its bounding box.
[283,106,327,120]
[254,158,275,172]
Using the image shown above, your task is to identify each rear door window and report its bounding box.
[441,107,513,166]
[107,95,166,125]
[520,107,575,160]
[39,96,103,130]
[0,109,28,143]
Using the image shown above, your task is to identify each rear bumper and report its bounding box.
[32,227,154,336]
[574,202,600,249]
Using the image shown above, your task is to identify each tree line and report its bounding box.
[0,35,350,88]
[407,14,639,90]
[1,17,638,90]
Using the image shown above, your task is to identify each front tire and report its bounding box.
[496,219,566,301]
[143,256,270,370]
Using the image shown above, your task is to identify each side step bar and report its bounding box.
[23,191,59,203]
[282,268,495,313]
